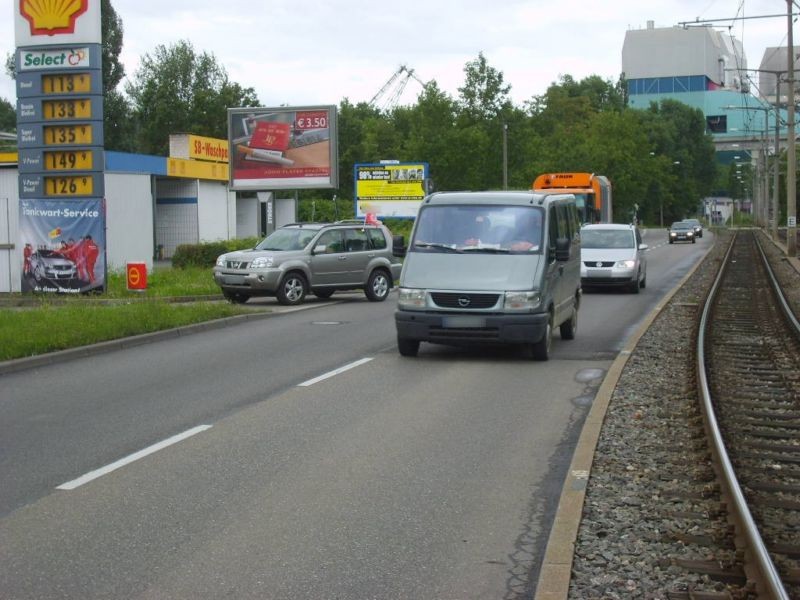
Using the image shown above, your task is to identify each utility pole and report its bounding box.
[787,0,797,255]
[502,124,508,190]
[774,79,781,242]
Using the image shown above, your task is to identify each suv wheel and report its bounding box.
[277,272,307,305]
[365,269,390,302]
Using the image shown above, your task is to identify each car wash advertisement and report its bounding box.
[19,199,106,294]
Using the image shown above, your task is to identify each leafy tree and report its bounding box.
[101,0,125,92]
[0,97,15,132]
[100,0,135,151]
[126,40,259,155]
[458,53,512,122]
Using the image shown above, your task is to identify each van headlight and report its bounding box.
[398,288,426,309]
[615,260,636,269]
[504,291,541,311]
[250,256,274,268]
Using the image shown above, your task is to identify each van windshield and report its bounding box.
[411,205,544,254]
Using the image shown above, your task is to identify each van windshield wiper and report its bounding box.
[413,242,461,253]
[461,246,510,253]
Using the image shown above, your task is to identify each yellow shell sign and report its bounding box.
[20,0,88,35]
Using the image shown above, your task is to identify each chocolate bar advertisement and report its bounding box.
[228,105,338,191]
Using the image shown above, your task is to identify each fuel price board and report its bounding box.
[16,44,104,199]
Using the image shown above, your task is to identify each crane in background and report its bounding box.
[370,65,427,111]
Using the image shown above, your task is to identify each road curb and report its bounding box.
[534,234,717,600]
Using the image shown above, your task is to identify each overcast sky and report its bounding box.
[1,0,789,109]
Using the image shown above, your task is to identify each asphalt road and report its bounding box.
[0,230,712,598]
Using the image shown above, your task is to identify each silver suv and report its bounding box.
[213,221,403,305]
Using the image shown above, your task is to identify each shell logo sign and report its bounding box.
[19,0,88,36]
[14,0,101,46]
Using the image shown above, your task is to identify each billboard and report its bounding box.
[20,198,106,293]
[228,106,338,191]
[355,162,428,218]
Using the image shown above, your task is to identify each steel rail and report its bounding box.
[695,231,790,600]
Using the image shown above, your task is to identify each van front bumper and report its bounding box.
[395,310,550,346]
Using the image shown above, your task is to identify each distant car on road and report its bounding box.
[29,249,78,283]
[669,221,695,244]
[682,218,703,238]
[580,223,647,293]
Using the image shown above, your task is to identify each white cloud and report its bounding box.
[0,0,788,113]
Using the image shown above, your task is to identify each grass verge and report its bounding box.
[0,266,251,362]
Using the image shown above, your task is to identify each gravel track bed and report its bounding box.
[567,229,800,599]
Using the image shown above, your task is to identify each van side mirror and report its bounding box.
[392,235,406,258]
[554,237,571,262]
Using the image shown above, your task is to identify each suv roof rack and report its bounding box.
[334,219,375,225]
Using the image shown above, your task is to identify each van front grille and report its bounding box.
[430,292,500,309]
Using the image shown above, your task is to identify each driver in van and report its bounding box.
[507,211,542,251]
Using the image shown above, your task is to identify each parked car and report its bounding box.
[580,223,647,293]
[669,221,695,244]
[682,218,703,238]
[29,249,78,283]
[213,220,403,305]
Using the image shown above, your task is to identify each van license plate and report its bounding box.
[442,316,485,328]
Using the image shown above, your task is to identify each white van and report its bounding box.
[393,191,582,360]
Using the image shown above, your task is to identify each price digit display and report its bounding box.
[41,73,91,94]
[44,150,93,171]
[44,175,93,196]
[43,124,94,145]
[295,111,328,130]
[42,98,92,120]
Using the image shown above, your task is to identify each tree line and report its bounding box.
[2,0,724,226]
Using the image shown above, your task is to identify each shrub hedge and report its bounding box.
[170,218,414,269]
[172,237,260,268]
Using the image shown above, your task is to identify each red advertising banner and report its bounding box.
[228,105,338,191]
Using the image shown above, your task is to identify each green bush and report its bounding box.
[172,237,260,268]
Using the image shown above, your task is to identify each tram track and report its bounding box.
[700,230,800,599]
[564,229,800,599]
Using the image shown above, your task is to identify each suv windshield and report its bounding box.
[255,227,318,251]
[581,229,634,249]
[411,205,544,253]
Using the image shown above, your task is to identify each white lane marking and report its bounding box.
[57,425,213,490]
[298,357,374,387]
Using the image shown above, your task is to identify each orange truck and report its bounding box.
[532,172,613,224]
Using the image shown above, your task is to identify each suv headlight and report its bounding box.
[250,256,274,268]
[504,291,540,311]
[398,288,426,309]
[615,260,635,269]
[216,256,226,267]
